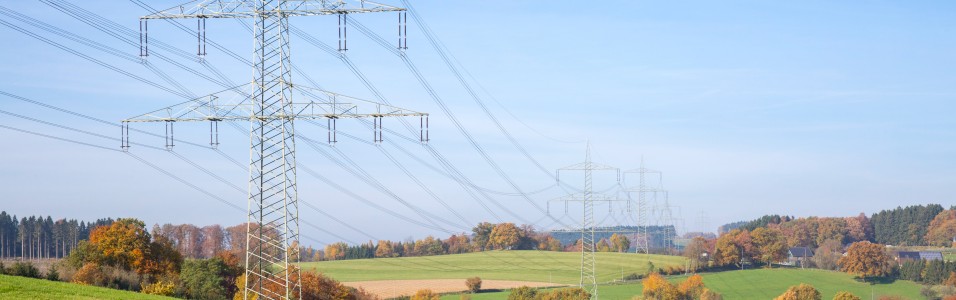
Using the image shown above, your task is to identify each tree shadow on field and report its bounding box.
[857,276,897,284]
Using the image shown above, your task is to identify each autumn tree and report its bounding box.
[833,291,861,300]
[642,273,681,300]
[610,233,631,253]
[684,236,711,271]
[596,239,612,252]
[472,222,494,251]
[538,235,563,252]
[375,240,394,258]
[839,241,892,280]
[714,229,754,267]
[74,218,182,279]
[844,213,873,243]
[678,274,705,297]
[488,223,520,250]
[813,239,843,271]
[775,283,821,300]
[925,210,956,247]
[324,242,347,261]
[752,227,788,268]
[445,234,471,254]
[816,218,847,247]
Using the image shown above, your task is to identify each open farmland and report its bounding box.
[300,250,686,284]
[439,268,923,300]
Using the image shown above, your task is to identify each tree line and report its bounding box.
[0,211,113,260]
[320,222,632,261]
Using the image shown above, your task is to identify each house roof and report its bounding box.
[898,251,943,261]
[789,247,813,258]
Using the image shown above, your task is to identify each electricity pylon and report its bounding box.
[556,143,619,299]
[122,1,423,299]
[623,158,662,255]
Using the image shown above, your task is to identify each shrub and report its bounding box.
[537,287,590,300]
[181,259,229,300]
[508,286,537,300]
[72,263,107,286]
[465,276,482,293]
[775,283,821,300]
[701,288,724,300]
[9,261,41,278]
[0,261,5,274]
[459,294,472,300]
[45,264,60,281]
[141,280,177,296]
[833,291,861,300]
[411,289,440,300]
[623,272,643,281]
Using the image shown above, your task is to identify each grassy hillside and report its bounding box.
[299,250,686,284]
[440,268,922,300]
[0,274,177,300]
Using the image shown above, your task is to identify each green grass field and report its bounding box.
[439,268,923,300]
[0,274,176,300]
[299,250,686,284]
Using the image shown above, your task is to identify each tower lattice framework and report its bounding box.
[555,143,619,299]
[123,1,423,299]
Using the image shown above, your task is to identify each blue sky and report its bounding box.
[1,1,955,245]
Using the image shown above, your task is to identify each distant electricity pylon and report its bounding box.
[555,143,619,299]
[623,158,662,255]
[121,1,425,299]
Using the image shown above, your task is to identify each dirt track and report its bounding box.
[343,279,566,298]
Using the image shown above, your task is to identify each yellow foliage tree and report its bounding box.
[411,289,441,300]
[832,291,861,300]
[774,283,821,300]
[752,227,788,268]
[678,274,705,298]
[489,223,520,250]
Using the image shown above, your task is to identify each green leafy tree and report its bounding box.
[181,258,230,300]
[472,222,495,251]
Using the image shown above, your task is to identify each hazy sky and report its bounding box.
[1,1,955,246]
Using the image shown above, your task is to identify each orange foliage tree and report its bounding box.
[925,210,956,247]
[774,283,821,300]
[839,241,892,280]
[80,218,182,278]
[642,273,715,300]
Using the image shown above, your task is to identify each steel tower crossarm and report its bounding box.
[140,0,405,20]
[126,1,418,299]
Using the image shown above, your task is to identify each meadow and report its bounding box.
[0,274,177,300]
[300,250,687,284]
[438,268,923,300]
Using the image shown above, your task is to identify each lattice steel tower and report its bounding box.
[122,1,424,299]
[556,143,619,299]
[623,158,662,255]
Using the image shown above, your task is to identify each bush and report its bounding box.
[459,294,472,300]
[701,288,724,300]
[0,261,5,274]
[411,289,441,300]
[72,263,106,286]
[45,264,60,281]
[537,287,590,300]
[623,272,643,281]
[832,291,861,300]
[9,261,41,278]
[508,286,537,300]
[465,276,482,293]
[141,280,177,296]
